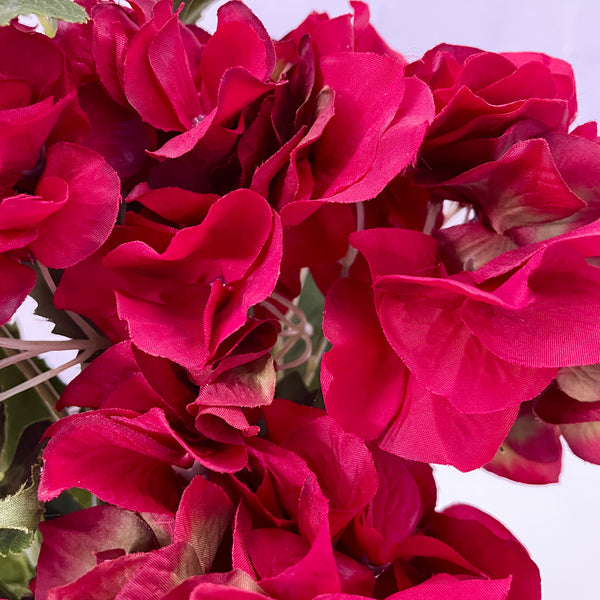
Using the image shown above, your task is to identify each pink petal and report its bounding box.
[200,2,274,106]
[0,254,35,324]
[29,143,121,268]
[264,399,378,537]
[39,408,192,513]
[430,138,585,233]
[173,475,234,573]
[124,2,199,131]
[463,242,600,367]
[36,505,157,600]
[377,376,518,472]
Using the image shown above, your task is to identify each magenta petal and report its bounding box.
[352,228,554,412]
[92,3,139,106]
[114,542,202,600]
[152,69,274,160]
[375,279,554,413]
[312,54,408,197]
[162,574,269,600]
[535,386,600,464]
[322,275,515,470]
[106,190,281,373]
[77,83,157,179]
[36,505,157,600]
[378,376,518,472]
[0,191,65,251]
[147,14,201,128]
[56,341,191,421]
[0,254,35,324]
[124,3,199,131]
[45,554,148,600]
[350,227,439,279]
[252,500,341,600]
[463,242,600,368]
[0,95,72,186]
[485,402,562,484]
[200,2,274,106]
[431,138,585,233]
[388,574,512,600]
[322,278,406,440]
[323,76,434,204]
[352,447,423,565]
[431,505,541,600]
[133,186,218,226]
[29,143,121,268]
[174,475,234,573]
[264,399,378,537]
[39,408,192,513]
[333,550,375,596]
[314,575,512,600]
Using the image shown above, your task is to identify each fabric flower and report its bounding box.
[408,44,576,181]
[36,475,235,600]
[0,26,85,188]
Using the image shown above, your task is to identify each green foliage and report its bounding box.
[0,395,53,477]
[0,465,43,558]
[173,0,215,25]
[0,551,34,599]
[0,0,88,36]
[0,328,57,488]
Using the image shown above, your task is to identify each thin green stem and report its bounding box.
[303,335,330,388]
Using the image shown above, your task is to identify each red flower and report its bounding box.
[322,265,517,471]
[0,27,85,188]
[408,44,576,181]
[484,400,562,485]
[323,221,600,470]
[106,189,281,377]
[0,253,35,325]
[54,188,281,375]
[36,476,235,600]
[142,1,433,227]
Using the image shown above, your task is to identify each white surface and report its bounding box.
[197,2,600,598]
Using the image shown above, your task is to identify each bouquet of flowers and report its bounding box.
[1,0,599,597]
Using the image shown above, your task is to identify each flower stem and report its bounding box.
[37,262,101,342]
[339,202,365,277]
[0,325,61,421]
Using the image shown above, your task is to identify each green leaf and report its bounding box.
[0,421,48,498]
[0,0,88,35]
[0,465,43,557]
[0,551,34,599]
[0,335,57,482]
[45,487,95,517]
[298,271,325,346]
[275,371,316,406]
[0,394,53,476]
[173,0,215,25]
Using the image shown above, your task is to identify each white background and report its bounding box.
[196,2,600,598]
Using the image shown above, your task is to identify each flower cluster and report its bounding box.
[2,0,600,597]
